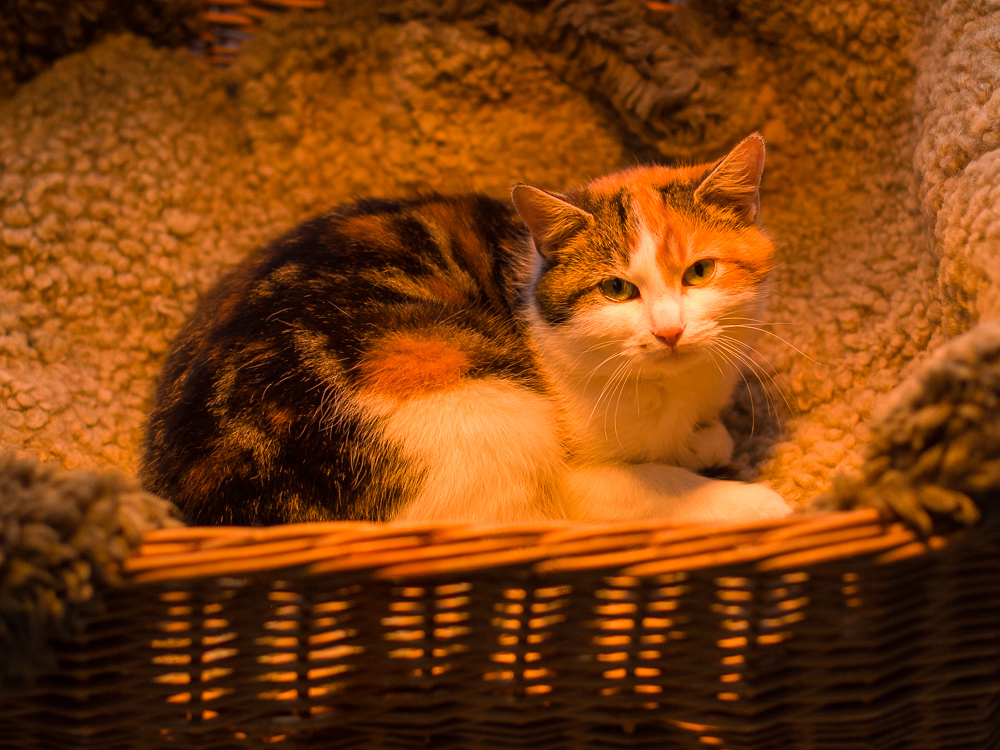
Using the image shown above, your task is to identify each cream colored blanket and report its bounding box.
[1,0,998,549]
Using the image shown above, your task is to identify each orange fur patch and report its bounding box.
[181,451,223,499]
[265,403,296,432]
[586,158,773,290]
[677,214,773,289]
[423,276,471,305]
[359,333,471,400]
[340,215,391,246]
[617,176,773,290]
[587,163,711,193]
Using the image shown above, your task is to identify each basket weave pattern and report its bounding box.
[197,0,329,66]
[3,511,999,749]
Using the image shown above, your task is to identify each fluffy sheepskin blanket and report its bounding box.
[1,0,999,667]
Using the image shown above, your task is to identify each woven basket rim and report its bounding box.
[126,509,950,584]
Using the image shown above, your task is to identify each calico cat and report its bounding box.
[142,134,791,526]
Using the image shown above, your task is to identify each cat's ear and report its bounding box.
[694,133,765,223]
[511,184,593,259]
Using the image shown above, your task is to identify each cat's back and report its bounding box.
[142,193,538,525]
[204,193,529,327]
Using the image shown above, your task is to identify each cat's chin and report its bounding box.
[644,346,707,374]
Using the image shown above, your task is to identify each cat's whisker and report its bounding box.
[716,338,784,442]
[612,363,635,449]
[704,349,727,380]
[715,337,777,412]
[715,336,792,444]
[718,324,826,366]
[570,339,627,370]
[580,339,625,355]
[716,315,804,327]
[633,366,644,416]
[588,356,632,431]
[582,351,628,396]
[599,360,634,440]
[719,335,797,418]
[718,341,782,435]
[709,342,756,436]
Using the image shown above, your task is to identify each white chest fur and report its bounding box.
[547,353,737,466]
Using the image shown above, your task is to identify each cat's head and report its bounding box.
[513,133,775,379]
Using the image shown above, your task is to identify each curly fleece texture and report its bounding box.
[0,0,202,98]
[1,0,999,525]
[0,452,178,683]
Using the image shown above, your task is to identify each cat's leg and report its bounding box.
[680,418,735,470]
[565,462,791,523]
[370,379,567,524]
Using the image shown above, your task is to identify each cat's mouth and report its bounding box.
[641,337,699,355]
[645,343,703,366]
[661,346,696,359]
[632,347,705,380]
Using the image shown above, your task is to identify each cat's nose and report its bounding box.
[655,326,685,348]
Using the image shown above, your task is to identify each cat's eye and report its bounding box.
[682,259,716,286]
[599,277,639,301]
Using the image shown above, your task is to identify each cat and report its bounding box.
[141,133,791,526]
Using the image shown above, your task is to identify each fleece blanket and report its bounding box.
[1,0,999,666]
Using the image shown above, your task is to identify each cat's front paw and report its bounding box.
[734,482,792,521]
[682,419,734,470]
[669,475,792,523]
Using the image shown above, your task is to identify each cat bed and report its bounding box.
[2,0,1000,747]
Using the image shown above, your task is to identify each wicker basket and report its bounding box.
[2,510,998,749]
[197,0,328,66]
[1,3,993,748]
